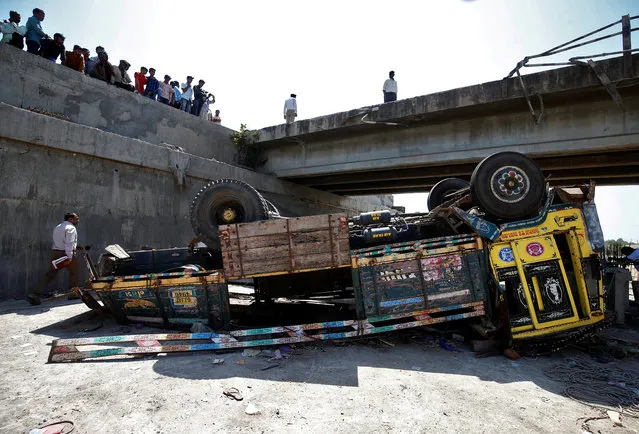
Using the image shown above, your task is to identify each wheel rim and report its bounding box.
[222,207,237,223]
[489,165,530,204]
[210,199,244,224]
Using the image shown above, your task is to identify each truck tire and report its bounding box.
[470,152,545,220]
[427,178,470,210]
[190,179,269,251]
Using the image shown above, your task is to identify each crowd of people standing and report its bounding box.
[2,8,405,128]
[1,7,222,123]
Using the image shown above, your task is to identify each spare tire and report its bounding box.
[470,152,545,220]
[190,179,270,251]
[427,178,470,210]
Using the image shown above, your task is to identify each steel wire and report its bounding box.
[544,358,639,417]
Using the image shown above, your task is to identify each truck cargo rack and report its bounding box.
[48,301,484,362]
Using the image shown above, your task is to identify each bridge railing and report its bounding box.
[505,14,638,124]
[506,14,638,79]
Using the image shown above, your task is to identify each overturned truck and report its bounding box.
[50,152,609,361]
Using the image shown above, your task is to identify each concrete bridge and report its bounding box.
[255,54,639,195]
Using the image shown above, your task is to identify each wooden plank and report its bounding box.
[239,245,291,262]
[235,258,295,276]
[287,215,342,232]
[236,220,289,238]
[293,253,336,269]
[290,229,331,245]
[239,234,290,249]
[48,302,485,362]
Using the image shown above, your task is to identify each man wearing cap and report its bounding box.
[181,76,194,113]
[113,59,134,91]
[283,93,297,124]
[63,45,85,72]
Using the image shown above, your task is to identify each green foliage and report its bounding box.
[231,124,260,169]
[604,238,631,259]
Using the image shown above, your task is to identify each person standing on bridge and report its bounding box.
[26,213,81,306]
[284,93,297,124]
[383,70,397,103]
[25,8,48,55]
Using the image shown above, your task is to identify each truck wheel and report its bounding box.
[470,152,545,220]
[190,179,269,251]
[427,178,470,210]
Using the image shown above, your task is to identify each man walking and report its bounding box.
[26,213,81,306]
[283,93,297,124]
[180,76,194,113]
[383,70,397,103]
[25,8,48,55]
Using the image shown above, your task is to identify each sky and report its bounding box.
[1,0,637,241]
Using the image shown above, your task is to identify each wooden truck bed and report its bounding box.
[218,214,350,280]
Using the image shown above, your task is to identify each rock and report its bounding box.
[245,403,261,415]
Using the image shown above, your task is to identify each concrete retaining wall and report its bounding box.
[0,43,237,162]
[0,104,390,300]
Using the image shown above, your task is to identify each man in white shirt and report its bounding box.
[383,70,397,103]
[181,76,194,113]
[283,93,297,124]
[27,213,80,305]
[1,11,25,49]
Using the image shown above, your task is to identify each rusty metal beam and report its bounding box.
[623,14,633,77]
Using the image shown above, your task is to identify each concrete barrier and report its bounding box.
[0,43,236,162]
[0,104,390,300]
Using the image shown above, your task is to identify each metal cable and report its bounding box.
[545,358,639,417]
[505,17,635,78]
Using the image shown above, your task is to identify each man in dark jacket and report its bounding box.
[40,32,65,62]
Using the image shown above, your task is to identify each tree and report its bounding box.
[231,124,260,169]
[604,238,631,260]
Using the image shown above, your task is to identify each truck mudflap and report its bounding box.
[47,301,485,362]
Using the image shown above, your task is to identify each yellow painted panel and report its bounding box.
[498,208,585,241]
[489,242,516,268]
[511,236,558,263]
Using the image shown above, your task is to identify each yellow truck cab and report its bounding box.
[488,185,605,340]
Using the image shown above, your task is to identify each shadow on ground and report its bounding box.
[19,297,639,419]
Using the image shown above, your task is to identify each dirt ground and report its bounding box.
[1,297,638,434]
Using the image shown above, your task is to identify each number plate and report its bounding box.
[171,289,197,307]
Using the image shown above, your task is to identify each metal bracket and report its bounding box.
[586,59,625,109]
[516,70,544,125]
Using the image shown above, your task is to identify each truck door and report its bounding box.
[490,235,581,334]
